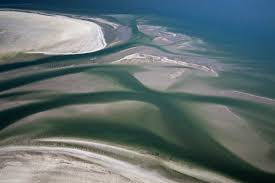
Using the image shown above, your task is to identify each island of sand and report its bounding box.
[0,10,106,57]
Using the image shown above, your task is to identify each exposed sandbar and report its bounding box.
[0,10,106,56]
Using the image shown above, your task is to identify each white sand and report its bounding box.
[112,53,218,76]
[36,138,239,183]
[0,142,239,183]
[0,146,180,183]
[0,10,106,56]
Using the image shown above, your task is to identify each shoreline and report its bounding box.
[0,10,107,56]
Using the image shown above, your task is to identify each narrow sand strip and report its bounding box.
[35,138,239,183]
[232,91,275,105]
[112,53,218,76]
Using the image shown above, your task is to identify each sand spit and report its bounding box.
[112,53,218,76]
[87,17,120,29]
[0,10,106,56]
[231,91,275,105]
[0,140,239,183]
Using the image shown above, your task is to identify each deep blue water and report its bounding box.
[1,0,274,56]
[1,2,275,182]
[1,0,275,96]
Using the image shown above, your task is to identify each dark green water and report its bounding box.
[1,2,275,183]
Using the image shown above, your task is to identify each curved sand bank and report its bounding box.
[0,10,106,56]
[0,139,238,183]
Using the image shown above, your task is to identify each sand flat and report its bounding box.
[0,10,106,56]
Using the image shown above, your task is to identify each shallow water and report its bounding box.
[0,4,275,183]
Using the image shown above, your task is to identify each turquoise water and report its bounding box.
[0,2,275,183]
